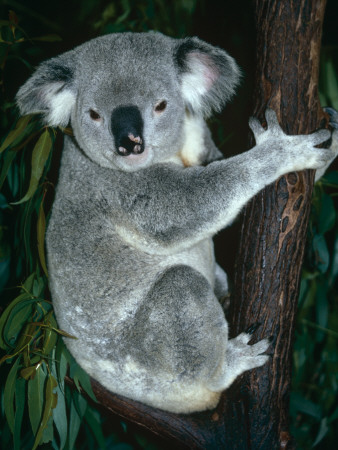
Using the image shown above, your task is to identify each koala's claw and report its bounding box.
[324,106,338,129]
[245,322,261,335]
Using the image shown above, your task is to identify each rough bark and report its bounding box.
[225,0,328,449]
[88,1,328,448]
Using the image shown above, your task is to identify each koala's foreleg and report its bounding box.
[115,110,334,254]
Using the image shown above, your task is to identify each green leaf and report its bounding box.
[321,171,338,186]
[3,313,38,357]
[312,234,329,273]
[12,129,52,205]
[3,302,33,347]
[0,292,31,349]
[68,391,87,449]
[21,365,38,380]
[53,383,68,450]
[28,364,47,435]
[313,417,329,447]
[318,194,336,234]
[84,405,106,449]
[324,59,338,108]
[23,273,36,292]
[4,356,21,433]
[37,198,48,277]
[32,274,45,298]
[330,232,338,280]
[41,415,54,444]
[0,149,16,190]
[32,373,58,450]
[70,361,96,402]
[13,377,26,450]
[0,115,32,153]
[31,34,62,42]
[55,338,69,383]
[290,392,322,420]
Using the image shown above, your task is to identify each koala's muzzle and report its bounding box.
[111,106,145,156]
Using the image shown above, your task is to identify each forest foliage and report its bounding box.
[0,1,337,449]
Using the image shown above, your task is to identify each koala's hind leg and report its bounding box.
[121,265,269,412]
[120,265,229,412]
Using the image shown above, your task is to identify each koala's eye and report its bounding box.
[154,100,167,113]
[89,109,101,121]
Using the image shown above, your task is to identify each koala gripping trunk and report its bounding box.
[80,2,329,450]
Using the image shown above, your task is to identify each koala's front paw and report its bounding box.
[249,109,332,175]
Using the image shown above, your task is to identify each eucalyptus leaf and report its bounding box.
[4,356,21,433]
[37,198,48,276]
[321,171,338,186]
[32,274,45,298]
[0,292,31,349]
[41,323,58,357]
[68,391,87,449]
[12,129,52,205]
[70,361,96,402]
[84,405,106,449]
[13,377,26,450]
[313,417,329,447]
[23,272,36,292]
[21,365,38,380]
[55,338,69,383]
[0,149,16,190]
[324,59,338,108]
[53,383,68,450]
[3,302,33,347]
[290,392,322,420]
[318,194,336,234]
[32,373,58,450]
[0,115,32,153]
[329,232,338,280]
[41,415,54,444]
[312,234,329,273]
[28,364,47,435]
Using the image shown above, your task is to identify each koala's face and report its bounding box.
[16,33,240,172]
[71,37,186,171]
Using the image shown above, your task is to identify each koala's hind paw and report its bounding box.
[207,331,271,392]
[226,332,270,377]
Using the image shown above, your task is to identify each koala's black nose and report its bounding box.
[111,106,145,156]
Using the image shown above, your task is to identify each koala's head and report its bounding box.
[16,32,240,172]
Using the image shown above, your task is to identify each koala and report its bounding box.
[16,32,338,414]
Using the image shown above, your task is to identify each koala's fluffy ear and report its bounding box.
[16,53,76,127]
[174,37,241,117]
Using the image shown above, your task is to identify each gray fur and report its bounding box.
[16,32,338,413]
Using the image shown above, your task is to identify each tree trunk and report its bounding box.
[224,0,328,449]
[88,1,328,448]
